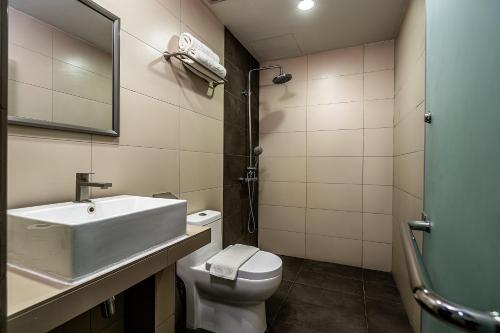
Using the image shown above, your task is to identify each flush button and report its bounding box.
[199,212,207,216]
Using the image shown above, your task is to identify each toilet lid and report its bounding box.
[237,251,282,280]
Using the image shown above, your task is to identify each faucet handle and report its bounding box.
[76,172,94,181]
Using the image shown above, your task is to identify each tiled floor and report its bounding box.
[266,256,413,333]
[177,255,413,333]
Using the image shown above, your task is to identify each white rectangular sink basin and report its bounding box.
[7,195,187,282]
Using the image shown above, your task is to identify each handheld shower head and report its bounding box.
[273,73,293,84]
[253,146,264,156]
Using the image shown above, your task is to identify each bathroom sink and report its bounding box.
[7,195,187,282]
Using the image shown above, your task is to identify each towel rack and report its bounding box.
[163,51,227,88]
[401,220,500,332]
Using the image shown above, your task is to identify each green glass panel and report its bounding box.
[424,0,500,332]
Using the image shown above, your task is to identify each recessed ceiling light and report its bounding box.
[297,0,315,11]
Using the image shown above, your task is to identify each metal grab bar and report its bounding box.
[400,220,500,332]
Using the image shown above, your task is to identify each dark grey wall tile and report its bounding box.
[224,91,246,128]
[224,122,246,156]
[223,28,259,249]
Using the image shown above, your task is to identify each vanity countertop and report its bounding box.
[7,224,210,333]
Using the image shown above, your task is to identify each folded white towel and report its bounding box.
[206,244,259,280]
[179,32,220,63]
[185,48,227,78]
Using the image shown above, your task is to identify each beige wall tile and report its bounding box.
[179,151,222,192]
[307,157,362,184]
[177,67,224,121]
[260,56,308,84]
[306,209,362,240]
[180,0,224,56]
[363,185,392,214]
[260,106,306,133]
[180,187,222,214]
[92,144,180,196]
[120,31,179,106]
[307,102,363,131]
[8,8,52,56]
[259,205,305,233]
[363,241,392,272]
[364,70,394,100]
[364,128,393,157]
[364,99,394,129]
[180,108,222,153]
[394,0,425,330]
[307,75,363,105]
[308,46,363,79]
[395,152,424,199]
[306,234,362,267]
[394,103,424,155]
[118,89,179,149]
[52,29,112,78]
[53,60,112,104]
[97,0,180,53]
[260,81,307,110]
[363,157,393,185]
[8,44,52,88]
[259,181,306,207]
[307,130,363,156]
[53,92,112,130]
[307,183,362,211]
[8,80,52,121]
[260,229,305,257]
[259,157,306,182]
[7,136,91,208]
[364,41,395,72]
[363,213,392,243]
[260,132,306,157]
[158,0,181,18]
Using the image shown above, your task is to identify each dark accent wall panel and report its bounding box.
[223,28,259,248]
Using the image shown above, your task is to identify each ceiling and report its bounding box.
[204,0,409,61]
[10,0,113,53]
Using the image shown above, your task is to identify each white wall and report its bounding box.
[258,42,395,271]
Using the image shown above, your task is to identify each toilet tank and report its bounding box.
[178,210,222,268]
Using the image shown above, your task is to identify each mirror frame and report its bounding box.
[7,0,120,137]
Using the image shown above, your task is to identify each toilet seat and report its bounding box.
[204,250,282,280]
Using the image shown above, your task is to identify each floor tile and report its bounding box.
[276,299,367,333]
[280,255,304,282]
[267,320,323,333]
[266,280,292,323]
[302,259,363,280]
[287,284,365,314]
[366,299,413,333]
[364,281,402,304]
[363,269,396,286]
[296,267,364,296]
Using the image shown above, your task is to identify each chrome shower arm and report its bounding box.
[246,65,284,167]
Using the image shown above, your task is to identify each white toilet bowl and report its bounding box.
[177,210,282,333]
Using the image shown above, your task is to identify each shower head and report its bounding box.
[253,146,264,156]
[273,73,293,84]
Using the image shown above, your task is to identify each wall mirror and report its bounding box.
[7,0,120,136]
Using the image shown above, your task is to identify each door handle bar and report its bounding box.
[400,220,500,332]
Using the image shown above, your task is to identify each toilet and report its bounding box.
[177,210,282,333]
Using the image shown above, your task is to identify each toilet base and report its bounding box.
[197,297,267,333]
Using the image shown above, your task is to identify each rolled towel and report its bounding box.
[184,47,227,78]
[179,32,220,63]
[206,244,259,280]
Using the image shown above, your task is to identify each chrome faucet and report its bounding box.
[75,173,112,202]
